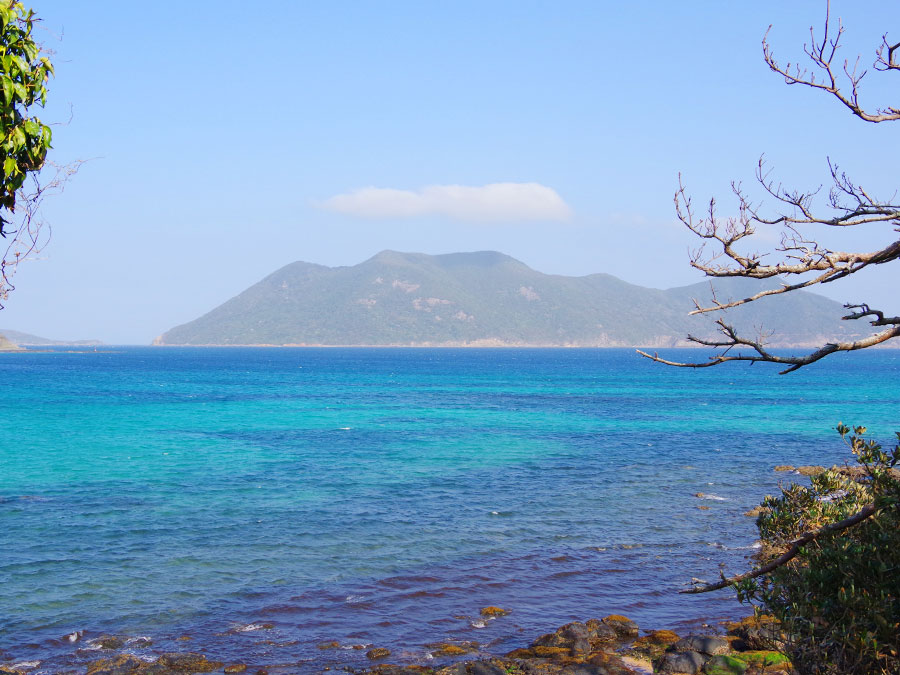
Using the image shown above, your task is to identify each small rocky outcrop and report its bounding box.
[85,652,223,675]
[86,655,147,675]
[155,653,224,672]
[91,635,126,650]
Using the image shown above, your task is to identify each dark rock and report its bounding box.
[435,662,508,675]
[584,619,618,645]
[534,621,589,646]
[673,636,731,656]
[366,648,391,660]
[86,655,147,675]
[628,629,680,660]
[654,650,707,674]
[156,653,224,672]
[93,635,126,650]
[599,615,639,641]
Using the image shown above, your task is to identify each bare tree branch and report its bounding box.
[763,0,900,122]
[642,6,900,373]
[1,160,83,309]
[637,314,900,375]
[680,503,877,594]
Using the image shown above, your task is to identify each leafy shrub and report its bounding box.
[737,425,900,674]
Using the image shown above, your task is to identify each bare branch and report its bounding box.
[763,1,900,122]
[680,503,877,594]
[637,314,900,375]
[1,160,84,308]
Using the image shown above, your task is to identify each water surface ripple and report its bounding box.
[1,347,897,671]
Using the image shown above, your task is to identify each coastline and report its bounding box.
[3,609,792,675]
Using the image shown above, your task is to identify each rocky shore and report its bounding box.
[0,611,793,675]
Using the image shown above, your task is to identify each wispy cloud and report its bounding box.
[318,182,572,223]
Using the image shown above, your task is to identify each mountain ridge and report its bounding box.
[154,250,866,348]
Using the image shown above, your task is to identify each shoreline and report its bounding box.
[2,610,792,675]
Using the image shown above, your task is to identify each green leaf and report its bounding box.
[10,125,26,149]
[1,75,12,105]
[3,156,17,177]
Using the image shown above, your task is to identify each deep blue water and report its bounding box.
[1,347,897,673]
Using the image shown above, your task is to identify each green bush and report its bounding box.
[737,425,900,674]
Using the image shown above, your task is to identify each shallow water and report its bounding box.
[1,347,897,672]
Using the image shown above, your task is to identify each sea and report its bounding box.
[1,347,897,673]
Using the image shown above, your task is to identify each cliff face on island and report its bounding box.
[154,250,862,347]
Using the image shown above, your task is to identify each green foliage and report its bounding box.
[737,425,900,674]
[0,1,52,236]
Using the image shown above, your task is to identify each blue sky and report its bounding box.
[2,1,897,343]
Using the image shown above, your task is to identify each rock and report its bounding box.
[479,606,508,617]
[427,642,479,656]
[599,615,639,641]
[743,507,768,518]
[317,641,340,650]
[86,655,147,675]
[698,505,711,510]
[366,648,391,660]
[673,636,731,656]
[796,465,824,476]
[772,466,794,472]
[224,666,247,674]
[156,653,224,672]
[93,635,126,650]
[533,621,590,649]
[434,661,509,675]
[175,636,192,642]
[628,629,680,660]
[584,619,619,644]
[0,667,24,675]
[654,650,707,674]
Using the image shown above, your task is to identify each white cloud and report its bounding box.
[319,182,572,223]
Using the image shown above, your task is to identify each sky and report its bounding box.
[2,0,897,344]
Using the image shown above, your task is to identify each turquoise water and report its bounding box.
[1,347,897,672]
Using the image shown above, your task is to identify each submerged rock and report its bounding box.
[427,642,479,656]
[86,655,147,675]
[155,653,224,672]
[479,607,508,617]
[92,635,126,651]
[366,648,391,660]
